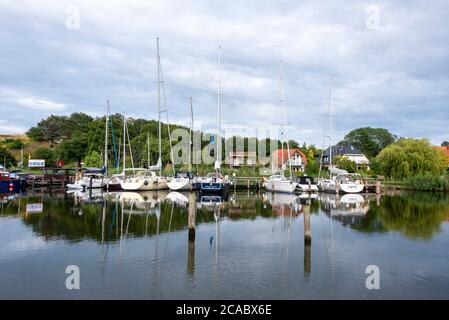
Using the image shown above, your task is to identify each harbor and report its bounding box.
[1,189,449,299]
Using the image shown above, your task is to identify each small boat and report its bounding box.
[0,171,25,193]
[265,174,297,193]
[167,170,197,191]
[67,173,106,190]
[320,172,365,194]
[120,170,168,191]
[295,176,319,192]
[105,174,124,191]
[200,172,229,193]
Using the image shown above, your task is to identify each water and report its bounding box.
[1,190,449,299]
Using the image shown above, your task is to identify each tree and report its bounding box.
[341,127,397,158]
[56,135,88,167]
[33,147,56,166]
[26,115,67,143]
[2,138,24,150]
[333,155,358,173]
[0,147,17,168]
[442,141,449,147]
[84,151,102,168]
[375,138,447,180]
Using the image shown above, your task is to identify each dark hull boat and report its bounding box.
[0,172,26,193]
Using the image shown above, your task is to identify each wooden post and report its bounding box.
[304,203,311,244]
[304,239,311,276]
[187,192,196,275]
[335,180,339,195]
[376,181,381,194]
[188,192,196,241]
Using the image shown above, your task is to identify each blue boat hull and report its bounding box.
[200,182,229,193]
[0,180,24,193]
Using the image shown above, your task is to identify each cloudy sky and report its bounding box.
[0,0,448,146]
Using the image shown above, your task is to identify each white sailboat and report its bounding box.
[318,80,364,194]
[266,61,297,194]
[200,46,229,193]
[167,98,198,191]
[120,38,169,191]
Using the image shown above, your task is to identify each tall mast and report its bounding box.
[147,131,150,168]
[122,114,126,175]
[189,97,193,168]
[328,78,333,178]
[104,100,110,172]
[157,37,162,176]
[280,61,292,178]
[215,46,222,172]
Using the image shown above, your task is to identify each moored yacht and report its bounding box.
[320,172,364,194]
[120,170,168,191]
[265,174,297,193]
[167,170,197,191]
[295,176,319,192]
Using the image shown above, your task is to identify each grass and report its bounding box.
[405,174,449,191]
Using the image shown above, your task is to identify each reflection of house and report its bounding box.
[227,151,257,167]
[271,148,307,172]
[434,146,449,169]
[321,144,370,170]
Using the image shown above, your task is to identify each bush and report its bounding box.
[84,151,102,168]
[33,147,56,166]
[405,174,449,191]
[3,138,24,150]
[0,147,17,168]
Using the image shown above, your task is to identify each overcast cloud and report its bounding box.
[0,0,448,146]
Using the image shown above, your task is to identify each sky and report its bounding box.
[0,0,448,146]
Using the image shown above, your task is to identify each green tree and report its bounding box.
[26,115,67,143]
[56,135,89,167]
[84,151,102,168]
[0,146,17,168]
[33,147,56,166]
[442,141,449,147]
[340,127,397,158]
[333,155,357,173]
[3,138,24,150]
[375,138,447,180]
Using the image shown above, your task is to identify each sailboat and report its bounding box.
[318,79,364,194]
[167,97,198,191]
[265,61,297,194]
[200,46,229,193]
[120,38,168,191]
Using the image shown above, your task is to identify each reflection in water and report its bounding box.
[1,190,449,299]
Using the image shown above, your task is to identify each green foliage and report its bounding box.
[56,134,89,166]
[0,146,17,168]
[333,155,357,173]
[375,138,447,180]
[33,147,56,166]
[442,141,449,147]
[84,151,102,168]
[2,138,24,150]
[340,127,397,158]
[405,174,449,191]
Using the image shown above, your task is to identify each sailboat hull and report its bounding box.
[266,180,297,194]
[120,178,168,191]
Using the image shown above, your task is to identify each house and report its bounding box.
[271,148,307,172]
[227,151,257,167]
[321,144,370,170]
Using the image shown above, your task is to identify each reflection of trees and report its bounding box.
[319,192,449,240]
[374,193,449,240]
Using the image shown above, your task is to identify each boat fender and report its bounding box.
[144,180,149,185]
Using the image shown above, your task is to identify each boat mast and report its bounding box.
[147,131,150,168]
[157,37,162,176]
[328,78,333,179]
[122,114,126,175]
[215,46,222,173]
[280,61,292,178]
[104,100,110,173]
[189,97,194,169]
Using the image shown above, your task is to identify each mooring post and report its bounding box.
[188,192,196,241]
[304,237,311,276]
[335,180,339,195]
[304,203,311,245]
[376,181,381,194]
[187,192,196,275]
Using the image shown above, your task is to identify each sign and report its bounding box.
[56,159,65,167]
[28,159,45,168]
[26,203,43,214]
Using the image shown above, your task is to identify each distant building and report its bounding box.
[227,151,257,167]
[271,148,307,172]
[321,144,370,170]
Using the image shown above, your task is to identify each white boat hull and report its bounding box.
[266,180,297,193]
[321,180,364,194]
[120,177,168,191]
[296,184,319,192]
[167,178,193,191]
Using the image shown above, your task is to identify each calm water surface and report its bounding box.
[1,190,449,299]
